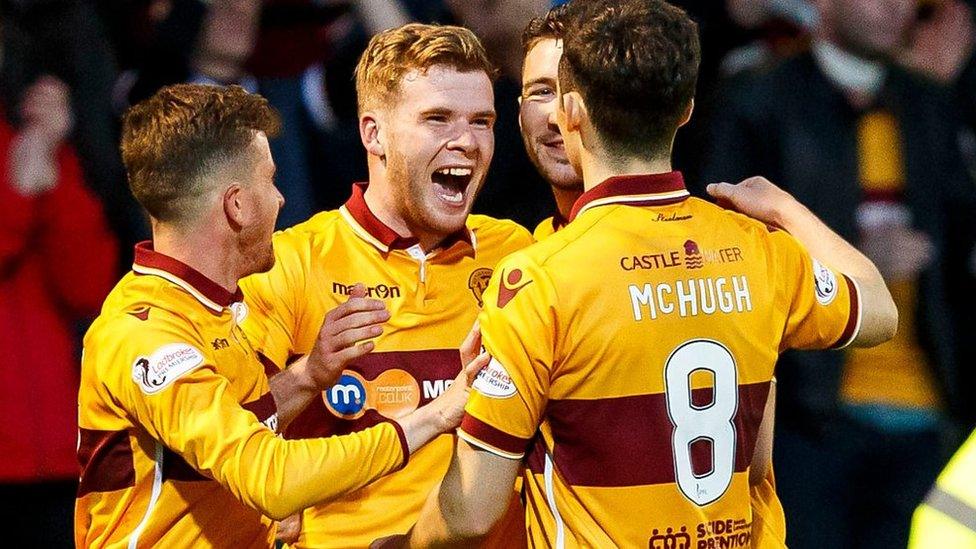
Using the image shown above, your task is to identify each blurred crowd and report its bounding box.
[1,0,975,546]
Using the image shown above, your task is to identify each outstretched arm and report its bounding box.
[708,177,897,347]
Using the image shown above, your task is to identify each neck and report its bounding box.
[581,151,673,192]
[152,221,240,294]
[552,186,582,220]
[363,165,452,252]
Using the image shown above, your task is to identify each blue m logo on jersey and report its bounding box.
[326,374,366,416]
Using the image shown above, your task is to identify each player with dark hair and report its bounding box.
[402,1,897,546]
[518,5,583,240]
[75,84,478,548]
[517,5,784,547]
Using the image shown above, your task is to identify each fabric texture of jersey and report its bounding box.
[531,212,567,241]
[76,242,408,549]
[460,172,860,548]
[240,183,533,548]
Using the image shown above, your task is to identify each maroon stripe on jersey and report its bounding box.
[525,434,547,474]
[77,428,135,496]
[257,352,281,377]
[283,350,462,440]
[383,417,410,470]
[546,381,770,487]
[162,447,209,482]
[356,349,461,405]
[242,392,277,423]
[460,414,530,455]
[831,275,860,349]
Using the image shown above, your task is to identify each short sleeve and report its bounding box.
[459,254,557,459]
[768,230,861,351]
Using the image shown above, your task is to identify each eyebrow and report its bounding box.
[472,110,497,120]
[420,108,496,120]
[521,76,556,93]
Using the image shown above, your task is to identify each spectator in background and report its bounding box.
[2,0,147,260]
[702,0,976,547]
[0,75,118,547]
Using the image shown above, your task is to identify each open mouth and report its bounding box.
[431,167,473,206]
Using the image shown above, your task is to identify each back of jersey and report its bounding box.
[461,173,859,548]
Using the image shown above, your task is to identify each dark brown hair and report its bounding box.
[120,84,280,222]
[355,23,497,114]
[521,5,569,54]
[560,0,700,156]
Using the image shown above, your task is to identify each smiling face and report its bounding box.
[520,38,582,193]
[379,65,496,242]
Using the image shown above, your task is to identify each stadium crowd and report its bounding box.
[1,0,975,547]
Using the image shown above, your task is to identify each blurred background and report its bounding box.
[1,0,974,546]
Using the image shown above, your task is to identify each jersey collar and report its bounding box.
[132,241,243,313]
[339,183,475,254]
[569,171,690,222]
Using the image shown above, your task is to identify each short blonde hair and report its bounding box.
[354,23,497,113]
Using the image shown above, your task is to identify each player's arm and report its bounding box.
[708,177,897,346]
[404,439,522,547]
[110,326,472,520]
[749,378,776,485]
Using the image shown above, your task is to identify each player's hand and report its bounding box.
[430,351,490,433]
[458,320,481,370]
[275,512,303,545]
[9,75,72,196]
[306,283,389,389]
[706,176,801,229]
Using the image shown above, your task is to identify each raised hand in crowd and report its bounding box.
[9,75,72,196]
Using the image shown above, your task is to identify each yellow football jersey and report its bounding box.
[532,213,567,241]
[461,172,860,548]
[76,243,409,549]
[240,183,533,548]
[751,470,787,548]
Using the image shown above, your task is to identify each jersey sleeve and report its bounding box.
[767,229,861,351]
[98,316,408,520]
[239,232,308,369]
[459,254,557,459]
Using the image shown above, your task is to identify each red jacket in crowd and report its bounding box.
[0,118,118,482]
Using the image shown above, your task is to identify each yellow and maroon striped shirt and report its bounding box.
[462,172,860,548]
[76,243,409,548]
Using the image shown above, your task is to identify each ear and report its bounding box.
[561,90,586,134]
[359,112,385,159]
[222,183,246,230]
[677,99,694,128]
[517,95,524,132]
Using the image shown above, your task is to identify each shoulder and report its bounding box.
[467,214,534,251]
[273,210,344,252]
[532,217,556,241]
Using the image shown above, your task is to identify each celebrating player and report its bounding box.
[239,24,533,547]
[517,6,785,547]
[75,84,478,548]
[518,6,583,240]
[404,1,897,546]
